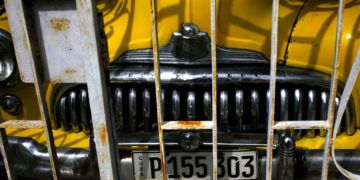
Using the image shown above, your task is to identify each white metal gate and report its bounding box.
[0,0,360,179]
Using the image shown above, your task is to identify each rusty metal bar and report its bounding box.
[265,0,279,179]
[4,0,61,178]
[273,120,328,130]
[0,120,44,129]
[30,38,61,180]
[76,0,119,179]
[162,121,213,130]
[5,0,119,179]
[150,0,167,179]
[0,113,15,180]
[210,0,218,179]
[30,40,60,180]
[0,130,14,180]
[331,48,360,179]
[210,0,219,178]
[321,0,345,179]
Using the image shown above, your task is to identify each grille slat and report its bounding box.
[143,88,151,132]
[129,88,137,132]
[203,91,211,120]
[68,91,80,133]
[344,104,355,135]
[114,87,124,132]
[172,90,180,120]
[319,92,328,137]
[250,90,259,131]
[306,90,317,138]
[58,96,69,131]
[53,84,355,138]
[79,89,90,134]
[235,90,244,132]
[280,89,289,121]
[187,91,196,120]
[220,91,229,131]
[335,98,342,135]
[161,90,165,120]
[293,89,303,140]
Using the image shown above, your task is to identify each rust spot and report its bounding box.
[160,156,166,178]
[100,125,107,145]
[65,68,76,74]
[177,121,202,127]
[78,0,85,8]
[50,18,70,31]
[0,120,44,129]
[51,79,63,84]
[20,74,25,81]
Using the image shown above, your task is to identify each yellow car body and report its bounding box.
[0,0,360,151]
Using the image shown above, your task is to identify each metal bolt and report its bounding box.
[179,131,202,151]
[181,23,199,38]
[0,94,22,116]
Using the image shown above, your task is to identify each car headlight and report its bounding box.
[0,28,19,87]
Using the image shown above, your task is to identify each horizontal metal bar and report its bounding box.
[162,121,213,130]
[0,120,44,129]
[274,120,328,130]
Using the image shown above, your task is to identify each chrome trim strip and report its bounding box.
[117,132,270,147]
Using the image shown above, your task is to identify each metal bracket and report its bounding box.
[3,0,118,179]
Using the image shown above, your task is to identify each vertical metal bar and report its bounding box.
[321,0,344,179]
[266,0,279,179]
[77,0,119,179]
[210,0,218,179]
[0,127,15,180]
[150,0,167,179]
[331,48,360,179]
[4,0,61,178]
[0,109,14,180]
[31,43,60,180]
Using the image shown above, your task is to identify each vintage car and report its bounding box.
[0,0,359,179]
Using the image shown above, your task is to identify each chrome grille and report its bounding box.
[51,83,355,137]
